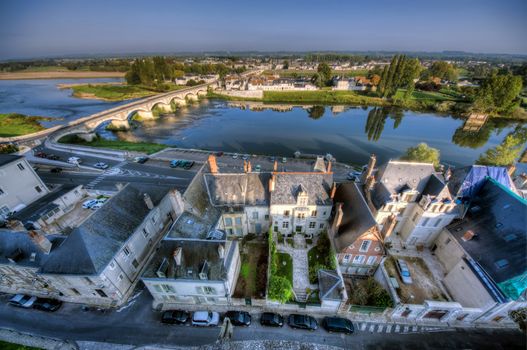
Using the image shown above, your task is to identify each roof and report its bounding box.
[420,174,451,200]
[447,165,514,200]
[13,185,79,224]
[204,173,270,207]
[318,269,345,301]
[0,230,65,268]
[0,154,23,167]
[333,182,378,252]
[167,211,221,240]
[143,239,236,281]
[40,184,169,275]
[449,178,527,301]
[271,173,333,206]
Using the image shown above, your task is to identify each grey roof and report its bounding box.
[421,174,450,199]
[0,154,23,167]
[40,184,169,275]
[143,239,235,281]
[167,211,221,240]
[271,173,333,206]
[13,185,79,224]
[447,165,514,199]
[204,173,270,207]
[333,182,378,252]
[0,230,65,268]
[318,269,345,301]
[448,178,527,300]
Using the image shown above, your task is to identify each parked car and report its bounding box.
[90,202,104,210]
[215,151,224,157]
[260,312,284,327]
[269,156,276,162]
[182,160,194,170]
[82,199,98,209]
[94,162,109,170]
[47,154,60,161]
[396,259,413,284]
[322,316,354,334]
[254,164,261,172]
[161,310,190,324]
[224,311,251,326]
[242,154,249,160]
[282,157,287,163]
[50,167,62,173]
[68,157,82,165]
[170,160,181,168]
[32,298,62,312]
[133,156,149,164]
[9,294,37,308]
[192,311,220,327]
[232,153,239,159]
[287,314,318,331]
[35,152,47,158]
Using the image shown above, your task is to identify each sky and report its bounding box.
[0,0,526,60]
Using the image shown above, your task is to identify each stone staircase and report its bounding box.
[294,289,308,303]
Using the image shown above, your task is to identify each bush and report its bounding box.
[268,275,293,304]
[349,277,393,307]
[308,232,337,284]
[0,144,19,154]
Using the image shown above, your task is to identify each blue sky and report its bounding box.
[0,0,525,59]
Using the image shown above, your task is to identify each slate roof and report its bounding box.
[0,230,65,268]
[271,173,333,206]
[421,174,450,200]
[0,154,23,167]
[318,269,345,301]
[204,173,270,207]
[40,184,169,275]
[448,178,527,300]
[447,165,514,200]
[333,182,378,252]
[13,185,79,224]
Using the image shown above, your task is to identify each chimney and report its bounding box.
[28,230,52,254]
[507,165,516,177]
[269,174,276,192]
[381,214,397,239]
[365,174,376,191]
[218,244,225,259]
[332,203,344,231]
[362,154,376,183]
[462,230,476,242]
[326,161,332,173]
[330,182,337,199]
[273,160,278,172]
[173,248,182,266]
[247,161,252,173]
[143,193,154,210]
[208,154,218,173]
[243,160,247,173]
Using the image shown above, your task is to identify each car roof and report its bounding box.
[325,317,349,327]
[193,311,210,320]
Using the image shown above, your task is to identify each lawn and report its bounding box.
[70,83,186,101]
[0,113,49,137]
[0,341,41,350]
[263,90,388,106]
[394,88,463,102]
[58,134,168,154]
[233,242,268,298]
[276,252,293,285]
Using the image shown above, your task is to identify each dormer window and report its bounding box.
[296,184,308,207]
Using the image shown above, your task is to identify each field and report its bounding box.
[0,113,49,137]
[58,135,168,154]
[69,83,186,101]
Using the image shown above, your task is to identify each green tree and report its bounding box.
[267,276,293,303]
[365,107,389,141]
[473,73,523,114]
[427,61,459,81]
[401,143,441,168]
[476,127,527,166]
[317,63,332,87]
[282,60,289,69]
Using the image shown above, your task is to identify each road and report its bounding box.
[0,290,524,349]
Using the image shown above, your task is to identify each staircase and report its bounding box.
[294,289,308,303]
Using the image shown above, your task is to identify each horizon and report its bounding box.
[1,0,526,60]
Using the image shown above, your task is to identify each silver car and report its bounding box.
[396,259,413,284]
[192,311,220,327]
[9,294,37,308]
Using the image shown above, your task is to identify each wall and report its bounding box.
[270,204,331,236]
[336,229,384,276]
[216,90,263,99]
[434,229,466,273]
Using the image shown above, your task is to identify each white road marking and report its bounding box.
[377,324,383,333]
[386,325,392,333]
[395,325,401,332]
[360,323,367,331]
[403,325,409,333]
[369,324,375,332]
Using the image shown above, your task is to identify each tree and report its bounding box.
[282,60,289,70]
[365,107,389,141]
[473,73,523,114]
[401,143,441,168]
[317,63,332,87]
[427,61,459,82]
[476,127,527,166]
[370,74,381,86]
[307,105,325,119]
[267,276,293,303]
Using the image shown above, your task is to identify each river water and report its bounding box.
[0,79,522,166]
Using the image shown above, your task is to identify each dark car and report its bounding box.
[47,154,60,160]
[35,152,47,158]
[50,167,62,173]
[161,310,190,324]
[287,314,318,331]
[182,161,194,170]
[322,316,354,334]
[215,151,224,157]
[224,311,251,326]
[133,156,149,164]
[33,298,62,312]
[260,312,284,327]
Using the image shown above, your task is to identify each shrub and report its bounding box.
[267,275,293,304]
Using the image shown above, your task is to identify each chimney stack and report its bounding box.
[365,174,376,191]
[173,248,182,266]
[381,214,397,239]
[247,161,252,173]
[361,154,376,183]
[28,230,52,254]
[330,182,337,199]
[144,193,154,210]
[507,165,516,177]
[208,154,218,173]
[326,161,332,173]
[243,160,247,173]
[273,160,278,172]
[269,174,276,192]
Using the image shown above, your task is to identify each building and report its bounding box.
[0,154,50,218]
[0,184,184,307]
[330,182,385,276]
[332,77,367,91]
[362,156,458,248]
[433,178,527,324]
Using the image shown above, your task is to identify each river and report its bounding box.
[0,79,522,166]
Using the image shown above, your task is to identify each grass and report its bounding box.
[263,69,370,78]
[0,113,50,137]
[276,252,293,285]
[58,134,168,154]
[0,341,41,350]
[70,84,186,101]
[263,90,389,106]
[393,88,463,102]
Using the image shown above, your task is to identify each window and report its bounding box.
[252,211,258,220]
[323,211,327,216]
[161,284,175,293]
[17,163,25,170]
[282,222,289,229]
[202,286,216,295]
[366,256,377,265]
[227,228,233,235]
[224,218,233,227]
[311,210,317,217]
[353,255,365,264]
[235,227,243,235]
[142,228,149,237]
[309,222,316,229]
[412,213,419,223]
[0,187,4,196]
[132,259,139,268]
[123,246,131,256]
[35,186,42,193]
[274,226,278,232]
[235,217,242,226]
[283,210,290,217]
[319,223,324,229]
[118,274,124,281]
[70,288,80,295]
[109,261,116,270]
[264,215,269,220]
[343,254,351,264]
[433,218,442,227]
[359,240,371,252]
[153,285,163,293]
[95,289,108,298]
[297,213,305,219]
[421,218,430,227]
[84,277,94,285]
[295,225,302,232]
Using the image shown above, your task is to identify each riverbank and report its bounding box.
[65,83,187,101]
[0,113,51,137]
[58,134,168,154]
[0,71,125,80]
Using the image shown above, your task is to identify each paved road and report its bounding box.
[0,290,524,349]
